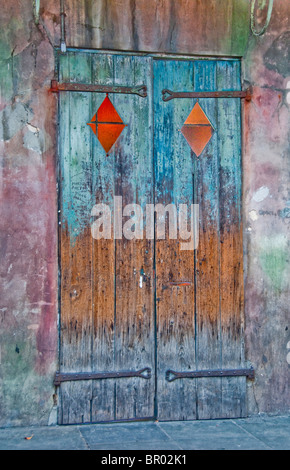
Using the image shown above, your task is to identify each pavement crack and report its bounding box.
[78,426,91,450]
[155,422,183,450]
[230,419,273,450]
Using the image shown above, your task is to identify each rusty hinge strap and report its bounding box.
[54,367,151,386]
[166,367,255,382]
[51,80,147,97]
[162,87,252,102]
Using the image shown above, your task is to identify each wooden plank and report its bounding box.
[113,55,155,420]
[58,52,93,424]
[90,53,116,422]
[65,0,250,57]
[154,59,197,420]
[194,60,245,419]
[217,60,246,418]
[194,60,222,420]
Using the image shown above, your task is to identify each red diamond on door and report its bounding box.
[181,102,214,157]
[87,95,126,155]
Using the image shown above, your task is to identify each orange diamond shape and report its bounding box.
[181,102,214,157]
[87,95,126,155]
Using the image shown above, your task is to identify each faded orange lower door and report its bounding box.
[57,51,247,424]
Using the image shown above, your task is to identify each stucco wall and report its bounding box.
[0,0,289,426]
[0,0,59,426]
[242,2,290,415]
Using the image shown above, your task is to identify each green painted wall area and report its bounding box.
[230,0,250,55]
[260,247,289,292]
[259,236,289,293]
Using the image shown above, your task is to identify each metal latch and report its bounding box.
[50,80,147,98]
[54,367,152,386]
[166,367,255,382]
[162,87,252,102]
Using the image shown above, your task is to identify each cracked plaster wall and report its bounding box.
[0,0,289,426]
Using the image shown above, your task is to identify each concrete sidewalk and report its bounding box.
[0,414,289,450]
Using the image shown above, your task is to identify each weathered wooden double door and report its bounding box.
[57,51,245,424]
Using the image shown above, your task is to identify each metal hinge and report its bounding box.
[50,80,147,98]
[166,367,255,382]
[162,87,252,102]
[54,367,152,386]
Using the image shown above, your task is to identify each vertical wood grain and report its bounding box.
[65,0,250,57]
[59,52,93,424]
[90,53,116,422]
[194,60,222,419]
[154,59,197,420]
[113,55,155,420]
[217,60,246,418]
